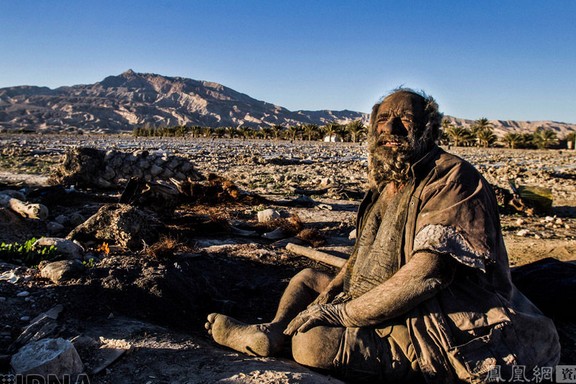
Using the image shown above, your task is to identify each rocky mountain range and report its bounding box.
[1,69,575,137]
[0,70,366,134]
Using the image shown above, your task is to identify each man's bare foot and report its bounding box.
[205,313,286,357]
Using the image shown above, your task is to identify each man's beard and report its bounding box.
[367,131,428,191]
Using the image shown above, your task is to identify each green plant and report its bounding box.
[0,238,58,266]
[82,258,97,269]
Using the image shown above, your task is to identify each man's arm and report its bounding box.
[284,251,455,334]
[341,251,454,326]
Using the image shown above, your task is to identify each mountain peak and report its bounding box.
[122,69,136,77]
[0,71,367,132]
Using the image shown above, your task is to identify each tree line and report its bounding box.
[132,120,367,142]
[442,118,572,149]
[133,118,574,150]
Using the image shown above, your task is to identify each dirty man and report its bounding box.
[206,89,560,383]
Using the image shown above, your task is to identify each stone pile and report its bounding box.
[49,147,204,189]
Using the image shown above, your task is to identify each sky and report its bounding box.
[1,1,575,123]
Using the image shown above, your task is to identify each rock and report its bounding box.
[516,229,531,237]
[34,237,84,259]
[348,229,357,240]
[0,194,49,220]
[55,214,68,224]
[16,291,30,297]
[0,189,26,200]
[0,270,21,284]
[257,209,281,223]
[292,195,315,207]
[11,338,84,379]
[47,221,66,235]
[67,203,163,251]
[316,203,333,211]
[39,260,85,284]
[68,213,86,227]
[262,228,290,240]
[31,304,64,323]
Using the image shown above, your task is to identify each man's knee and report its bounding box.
[291,326,343,369]
[289,268,332,292]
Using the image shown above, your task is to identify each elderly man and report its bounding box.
[206,89,560,383]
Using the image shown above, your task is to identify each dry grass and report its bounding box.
[147,236,186,259]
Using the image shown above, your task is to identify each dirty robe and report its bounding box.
[339,145,560,383]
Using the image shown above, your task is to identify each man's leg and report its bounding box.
[292,325,344,369]
[206,268,333,356]
[292,324,424,383]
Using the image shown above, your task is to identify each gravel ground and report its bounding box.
[1,134,575,382]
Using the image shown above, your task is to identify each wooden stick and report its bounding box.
[286,243,346,268]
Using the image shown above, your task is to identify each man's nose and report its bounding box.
[377,117,408,136]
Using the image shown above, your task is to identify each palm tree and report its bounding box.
[346,120,366,143]
[237,126,252,140]
[225,126,238,139]
[202,127,213,138]
[253,129,265,139]
[520,133,535,149]
[475,127,497,148]
[471,118,494,147]
[213,127,225,138]
[441,119,455,146]
[501,133,523,149]
[532,127,559,149]
[302,124,320,141]
[190,125,203,138]
[322,122,342,142]
[271,125,283,140]
[285,125,302,141]
[445,126,472,147]
[441,119,454,131]
[262,126,273,140]
[471,118,492,135]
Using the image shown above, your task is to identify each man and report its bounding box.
[206,89,560,383]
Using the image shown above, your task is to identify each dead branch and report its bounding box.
[285,243,346,268]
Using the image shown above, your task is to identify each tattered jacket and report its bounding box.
[356,146,560,383]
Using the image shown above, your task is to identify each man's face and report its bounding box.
[367,91,428,189]
[373,92,426,153]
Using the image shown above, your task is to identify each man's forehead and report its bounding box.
[378,92,426,114]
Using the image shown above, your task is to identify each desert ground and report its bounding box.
[0,134,575,383]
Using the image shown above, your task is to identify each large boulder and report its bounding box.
[11,338,84,380]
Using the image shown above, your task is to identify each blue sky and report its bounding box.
[1,1,575,123]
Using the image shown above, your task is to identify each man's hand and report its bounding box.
[284,304,351,335]
[309,286,339,306]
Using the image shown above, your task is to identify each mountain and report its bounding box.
[0,70,367,133]
[0,70,575,137]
